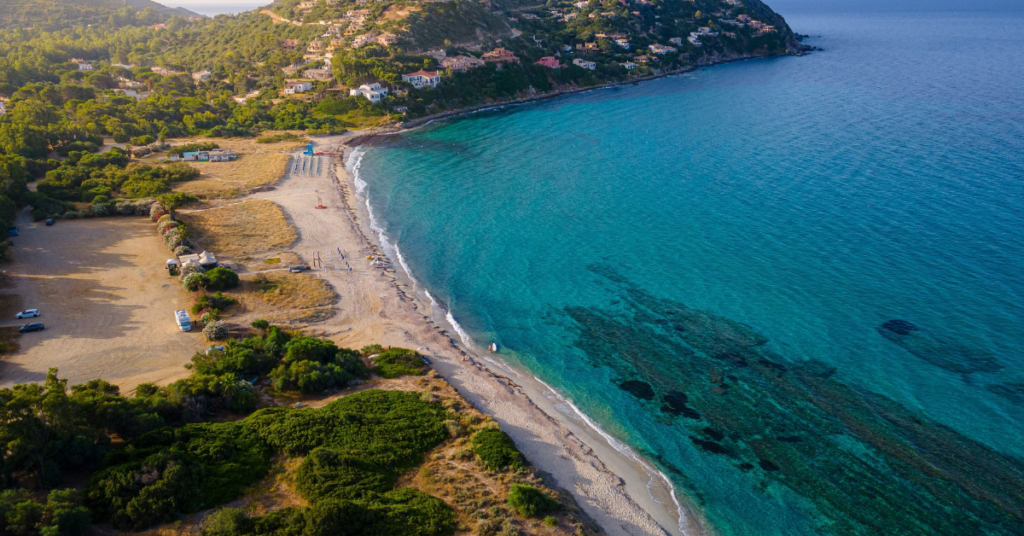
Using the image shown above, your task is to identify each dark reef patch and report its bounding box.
[691,437,732,456]
[987,383,1024,404]
[619,380,656,400]
[881,319,919,336]
[558,264,1024,536]
[703,427,725,441]
[876,320,1002,374]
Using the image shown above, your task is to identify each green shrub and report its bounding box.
[183,272,208,291]
[543,515,558,527]
[295,448,394,502]
[204,320,228,341]
[374,348,425,379]
[91,194,109,204]
[206,267,240,290]
[201,507,249,536]
[505,485,557,518]
[31,208,46,221]
[360,344,384,356]
[471,429,523,471]
[0,488,90,536]
[131,135,156,146]
[192,292,236,314]
[85,422,273,530]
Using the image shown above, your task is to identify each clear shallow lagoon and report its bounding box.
[355,1,1024,534]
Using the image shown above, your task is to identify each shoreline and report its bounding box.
[397,50,809,131]
[328,141,712,536]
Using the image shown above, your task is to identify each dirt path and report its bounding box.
[0,211,206,391]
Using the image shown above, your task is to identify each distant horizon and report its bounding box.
[160,0,268,16]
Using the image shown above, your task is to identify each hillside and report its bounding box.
[0,0,202,30]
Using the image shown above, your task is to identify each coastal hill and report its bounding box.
[0,0,807,237]
[0,0,203,30]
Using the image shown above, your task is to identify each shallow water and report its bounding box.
[356,1,1024,534]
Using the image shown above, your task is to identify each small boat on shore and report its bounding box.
[488,343,498,353]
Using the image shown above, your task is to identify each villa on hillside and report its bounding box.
[648,44,677,54]
[377,32,399,46]
[282,39,299,50]
[573,58,596,70]
[536,56,560,69]
[284,81,314,94]
[0,99,7,116]
[482,48,520,64]
[441,55,485,73]
[352,33,376,48]
[350,82,388,102]
[192,70,212,82]
[307,40,325,53]
[303,67,334,81]
[76,61,93,71]
[401,70,441,89]
[151,66,182,77]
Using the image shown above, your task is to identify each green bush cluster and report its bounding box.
[255,133,307,144]
[167,142,220,157]
[87,389,454,534]
[471,429,524,472]
[184,268,240,293]
[84,422,273,530]
[269,338,369,394]
[0,488,90,536]
[191,291,238,314]
[505,485,558,518]
[374,348,426,379]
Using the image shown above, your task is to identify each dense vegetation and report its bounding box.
[374,347,427,379]
[505,484,559,518]
[471,428,525,472]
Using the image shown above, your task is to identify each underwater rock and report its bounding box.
[877,320,1003,374]
[881,319,919,336]
[560,265,1024,536]
[661,391,689,415]
[987,382,1024,404]
[703,427,725,441]
[619,380,656,400]
[691,437,732,456]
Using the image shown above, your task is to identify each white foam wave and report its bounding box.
[344,142,689,535]
[531,375,692,535]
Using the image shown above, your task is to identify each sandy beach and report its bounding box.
[248,133,712,536]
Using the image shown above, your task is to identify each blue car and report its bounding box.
[7,227,17,237]
[45,219,55,226]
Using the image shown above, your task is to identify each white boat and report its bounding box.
[488,343,498,353]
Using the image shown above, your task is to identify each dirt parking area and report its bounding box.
[0,211,207,392]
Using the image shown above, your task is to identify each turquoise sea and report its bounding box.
[353,1,1024,534]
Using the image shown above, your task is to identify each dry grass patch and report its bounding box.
[393,376,598,536]
[245,272,336,309]
[383,4,420,20]
[178,199,297,257]
[170,137,305,198]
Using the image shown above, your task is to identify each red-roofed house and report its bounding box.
[401,70,441,89]
[536,56,560,69]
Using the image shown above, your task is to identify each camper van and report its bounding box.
[175,309,191,332]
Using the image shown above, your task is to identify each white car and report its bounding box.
[16,309,40,319]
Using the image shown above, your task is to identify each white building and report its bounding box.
[77,62,93,71]
[401,70,441,89]
[192,70,212,82]
[349,82,388,102]
[648,44,678,55]
[284,81,314,94]
[614,38,630,49]
[622,62,637,70]
[572,58,596,70]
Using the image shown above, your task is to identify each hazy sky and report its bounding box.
[160,0,268,16]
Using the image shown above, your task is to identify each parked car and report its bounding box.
[15,309,40,319]
[205,345,225,355]
[19,323,44,333]
[45,219,55,226]
[289,265,307,273]
[7,226,17,237]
